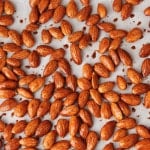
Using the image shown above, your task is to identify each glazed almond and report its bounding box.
[79,34,91,49]
[135,139,150,149]
[5,138,20,150]
[0,80,17,89]
[3,43,21,52]
[91,72,99,89]
[51,48,65,60]
[19,75,36,86]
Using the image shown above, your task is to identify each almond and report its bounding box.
[14,100,28,117]
[144,91,150,108]
[26,23,39,31]
[132,83,150,95]
[0,73,6,82]
[3,43,21,52]
[110,29,127,39]
[6,58,21,67]
[0,120,6,132]
[71,136,86,150]
[54,88,72,99]
[77,5,92,21]
[126,0,141,5]
[126,27,143,43]
[17,87,33,99]
[116,76,127,90]
[69,116,80,136]
[70,43,82,64]
[82,63,93,80]
[58,58,71,75]
[28,99,40,118]
[13,68,26,77]
[98,22,115,32]
[50,99,63,120]
[136,125,150,138]
[119,134,138,148]
[144,6,150,16]
[61,105,79,116]
[78,90,90,108]
[109,49,120,66]
[121,94,141,106]
[51,48,65,60]
[29,77,45,92]
[38,0,49,14]
[127,68,142,84]
[36,45,54,56]
[87,100,101,118]
[79,109,93,127]
[80,0,89,6]
[19,75,36,86]
[104,91,120,103]
[141,58,150,77]
[48,0,61,10]
[39,10,53,24]
[41,29,52,44]
[117,48,132,66]
[113,129,127,141]
[89,25,99,41]
[41,83,54,100]
[4,0,15,15]
[121,3,132,20]
[22,30,35,48]
[0,98,17,112]
[117,117,137,129]
[86,14,100,26]
[100,121,116,140]
[91,72,99,89]
[113,0,122,12]
[0,80,17,89]
[86,131,99,150]
[77,77,91,90]
[43,130,57,149]
[97,3,107,18]
[56,119,69,137]
[101,102,112,119]
[94,63,110,78]
[0,15,14,26]
[66,75,77,91]
[49,27,64,39]
[25,118,41,137]
[98,81,115,93]
[103,143,114,150]
[79,33,91,49]
[99,37,110,54]
[0,1,3,15]
[29,6,39,23]
[79,123,89,139]
[12,120,27,134]
[11,49,30,59]
[29,0,40,7]
[61,20,72,35]
[109,38,122,50]
[0,89,15,99]
[53,71,65,89]
[19,137,38,147]
[66,0,78,18]
[5,138,20,150]
[51,140,70,150]
[64,92,78,106]
[139,43,150,57]
[111,102,123,120]
[68,31,83,43]
[3,124,13,141]
[135,139,150,149]
[90,89,102,105]
[53,5,65,23]
[0,25,8,37]
[35,120,52,137]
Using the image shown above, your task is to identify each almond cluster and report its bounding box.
[0,0,149,149]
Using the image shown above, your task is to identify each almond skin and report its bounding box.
[121,3,132,20]
[113,128,127,142]
[117,48,132,66]
[121,94,141,106]
[70,43,82,65]
[43,130,57,149]
[66,0,78,18]
[141,58,150,77]
[139,43,150,57]
[0,1,3,15]
[0,15,14,26]
[97,3,107,18]
[117,117,137,129]
[77,77,91,90]
[19,137,38,147]
[127,68,142,84]
[56,119,69,137]
[126,28,143,43]
[101,102,112,119]
[51,140,70,150]
[119,134,139,148]
[86,131,99,150]
[35,120,52,137]
[41,83,54,101]
[77,5,92,21]
[144,6,150,16]
[100,121,116,140]
[61,20,72,35]
[49,27,64,39]
[113,0,122,12]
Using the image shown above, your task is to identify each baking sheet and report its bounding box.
[0,0,150,149]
